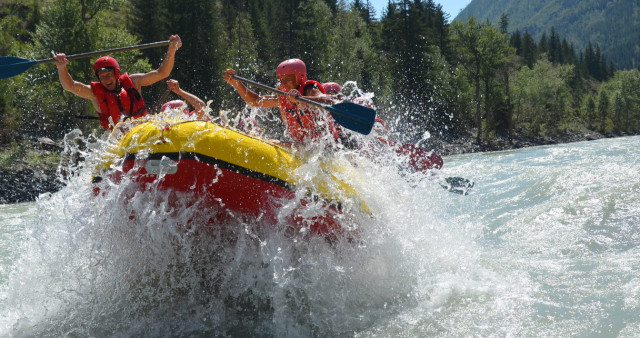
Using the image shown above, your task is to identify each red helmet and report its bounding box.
[93,56,120,78]
[276,59,307,87]
[374,117,388,131]
[161,100,189,115]
[323,82,342,94]
[301,80,326,95]
[373,117,389,137]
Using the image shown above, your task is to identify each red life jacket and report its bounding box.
[91,73,148,130]
[278,80,338,143]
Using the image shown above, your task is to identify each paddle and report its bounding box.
[439,176,474,195]
[151,88,172,114]
[0,40,170,80]
[74,115,99,120]
[231,74,376,135]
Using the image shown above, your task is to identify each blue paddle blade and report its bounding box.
[0,56,37,79]
[325,102,376,135]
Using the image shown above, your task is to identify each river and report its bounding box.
[1,135,639,336]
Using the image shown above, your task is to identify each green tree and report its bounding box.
[0,1,41,143]
[538,32,548,56]
[247,0,281,81]
[380,1,455,139]
[582,95,597,129]
[272,0,303,58]
[497,53,521,140]
[452,16,513,143]
[291,0,332,78]
[483,20,515,140]
[325,1,375,88]
[612,92,624,133]
[596,89,609,133]
[616,69,640,132]
[511,58,574,136]
[227,12,263,108]
[130,0,228,110]
[548,27,562,64]
[509,29,522,55]
[229,11,261,73]
[10,0,151,139]
[521,30,536,68]
[353,0,377,23]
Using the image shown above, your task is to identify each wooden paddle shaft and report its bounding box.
[230,74,376,135]
[37,40,171,65]
[231,74,325,109]
[152,88,172,114]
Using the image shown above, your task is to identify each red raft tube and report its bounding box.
[92,117,370,238]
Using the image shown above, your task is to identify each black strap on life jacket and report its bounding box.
[114,93,126,117]
[125,86,147,120]
[117,86,147,122]
[100,97,111,123]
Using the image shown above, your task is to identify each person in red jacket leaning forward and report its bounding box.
[224,58,338,146]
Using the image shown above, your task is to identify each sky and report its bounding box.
[367,0,472,20]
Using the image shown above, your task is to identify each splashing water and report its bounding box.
[4,122,638,335]
[1,123,443,337]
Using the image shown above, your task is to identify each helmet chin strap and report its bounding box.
[106,80,121,93]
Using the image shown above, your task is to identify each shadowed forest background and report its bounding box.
[2,0,640,147]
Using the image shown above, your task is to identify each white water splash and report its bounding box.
[4,130,639,336]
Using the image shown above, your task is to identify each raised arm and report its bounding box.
[54,53,94,100]
[166,79,207,119]
[224,68,279,108]
[132,35,182,88]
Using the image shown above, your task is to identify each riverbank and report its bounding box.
[0,129,620,204]
[426,127,608,156]
[0,138,65,204]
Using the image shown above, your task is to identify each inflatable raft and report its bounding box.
[93,115,369,237]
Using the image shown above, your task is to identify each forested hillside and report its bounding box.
[456,0,640,70]
[1,0,640,151]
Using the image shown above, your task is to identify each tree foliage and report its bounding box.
[456,0,640,69]
[8,0,152,139]
[511,59,574,136]
[0,0,639,148]
[452,17,513,142]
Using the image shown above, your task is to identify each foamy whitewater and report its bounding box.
[1,132,640,337]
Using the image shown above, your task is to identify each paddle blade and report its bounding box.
[0,56,36,79]
[440,176,475,195]
[325,102,376,135]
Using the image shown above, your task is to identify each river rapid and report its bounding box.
[1,135,639,337]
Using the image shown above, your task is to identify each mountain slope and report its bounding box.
[455,0,640,69]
